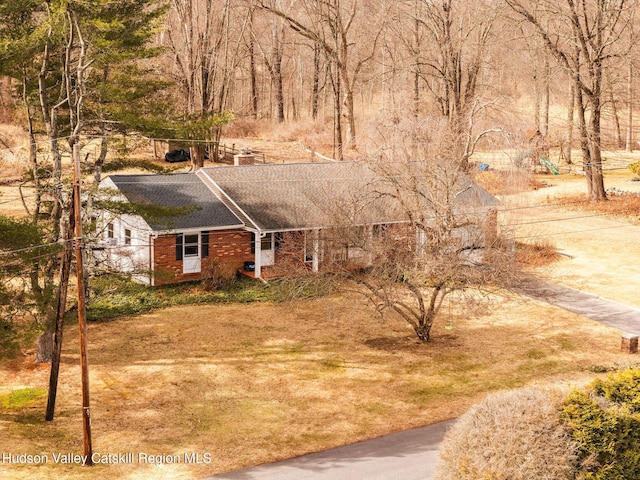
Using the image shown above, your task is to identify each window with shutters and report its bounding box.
[184,234,199,257]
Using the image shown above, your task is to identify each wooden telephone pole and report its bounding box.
[73,143,93,465]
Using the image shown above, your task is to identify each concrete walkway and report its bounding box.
[518,280,640,335]
[206,420,454,480]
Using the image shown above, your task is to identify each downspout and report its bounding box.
[312,229,320,273]
[149,233,155,286]
[254,231,264,279]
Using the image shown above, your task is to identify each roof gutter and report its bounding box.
[153,223,246,236]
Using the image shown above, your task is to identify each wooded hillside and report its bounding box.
[1,0,638,159]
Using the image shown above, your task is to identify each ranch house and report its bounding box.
[94,161,498,286]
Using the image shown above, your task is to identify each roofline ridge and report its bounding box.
[153,223,246,235]
[104,171,196,180]
[196,169,260,232]
[200,160,364,169]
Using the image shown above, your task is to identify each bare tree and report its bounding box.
[331,118,516,342]
[624,11,639,152]
[258,0,388,153]
[165,0,247,167]
[505,0,635,201]
[419,1,497,124]
[626,60,634,151]
[246,5,259,119]
[387,0,502,168]
[252,2,290,123]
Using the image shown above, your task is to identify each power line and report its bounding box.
[0,238,72,257]
[512,223,640,240]
[2,197,636,257]
[501,211,631,227]
[0,191,53,206]
[2,215,639,271]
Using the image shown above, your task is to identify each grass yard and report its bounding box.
[0,291,634,479]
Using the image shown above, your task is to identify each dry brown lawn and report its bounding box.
[0,293,633,480]
[500,167,640,307]
[2,150,640,479]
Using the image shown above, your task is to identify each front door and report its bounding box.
[260,233,274,266]
[183,233,201,273]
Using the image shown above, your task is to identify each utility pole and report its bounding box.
[73,143,93,465]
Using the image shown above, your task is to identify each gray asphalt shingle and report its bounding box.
[106,173,242,231]
[105,162,498,233]
[200,162,497,232]
[200,162,403,231]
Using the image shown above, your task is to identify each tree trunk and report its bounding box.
[38,37,63,235]
[34,332,53,363]
[190,144,206,169]
[271,21,285,123]
[414,323,431,342]
[413,14,420,118]
[543,55,550,136]
[23,73,40,221]
[333,63,343,160]
[588,97,607,201]
[342,84,356,148]
[534,66,540,132]
[566,83,574,164]
[626,61,633,151]
[94,126,108,185]
[609,79,623,149]
[311,42,320,120]
[46,198,75,420]
[273,53,285,123]
[249,28,258,119]
[575,78,593,188]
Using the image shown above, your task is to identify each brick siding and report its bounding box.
[153,230,254,286]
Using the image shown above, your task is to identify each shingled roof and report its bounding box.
[199,161,498,232]
[103,173,242,231]
[103,162,498,233]
[199,162,404,231]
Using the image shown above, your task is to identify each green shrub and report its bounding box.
[628,161,640,177]
[436,369,640,480]
[85,273,333,321]
[435,388,577,480]
[561,368,640,479]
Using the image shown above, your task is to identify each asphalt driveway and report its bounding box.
[206,420,454,480]
[518,280,640,335]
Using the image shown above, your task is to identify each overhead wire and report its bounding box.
[0,238,73,257]
[2,212,639,271]
[2,190,638,253]
[2,133,640,267]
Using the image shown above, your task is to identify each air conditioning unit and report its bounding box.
[106,238,118,246]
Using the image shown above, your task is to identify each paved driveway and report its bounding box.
[206,420,454,480]
[519,280,640,335]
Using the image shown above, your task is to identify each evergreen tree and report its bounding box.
[0,0,172,361]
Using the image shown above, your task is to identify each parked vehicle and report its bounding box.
[165,149,190,163]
